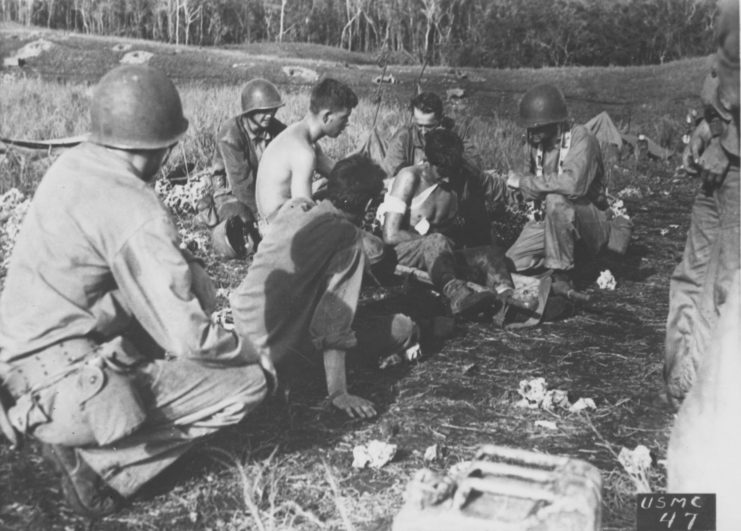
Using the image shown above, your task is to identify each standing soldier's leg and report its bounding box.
[664,190,720,404]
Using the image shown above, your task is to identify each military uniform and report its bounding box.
[210,116,286,219]
[387,164,514,299]
[505,124,611,272]
[231,198,416,367]
[664,0,740,404]
[0,142,267,498]
[382,121,482,178]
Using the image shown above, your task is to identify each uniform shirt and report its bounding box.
[231,198,365,365]
[382,121,483,178]
[519,124,606,205]
[0,143,256,366]
[211,116,286,216]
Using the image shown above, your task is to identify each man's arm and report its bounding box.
[517,127,600,198]
[289,147,318,201]
[111,215,261,366]
[382,168,422,245]
[309,229,376,418]
[324,348,377,418]
[217,127,258,215]
[314,144,335,177]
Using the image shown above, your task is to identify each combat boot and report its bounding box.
[442,279,495,315]
[41,443,123,518]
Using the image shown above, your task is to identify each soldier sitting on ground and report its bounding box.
[381,128,516,316]
[503,84,611,295]
[255,78,356,231]
[0,65,270,517]
[231,155,419,419]
[382,91,482,179]
[197,78,286,259]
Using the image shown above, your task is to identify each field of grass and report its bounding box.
[0,24,707,531]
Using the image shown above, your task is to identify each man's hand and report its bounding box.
[681,119,712,175]
[331,392,377,418]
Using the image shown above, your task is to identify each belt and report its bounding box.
[2,337,99,398]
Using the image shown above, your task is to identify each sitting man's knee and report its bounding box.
[218,366,268,424]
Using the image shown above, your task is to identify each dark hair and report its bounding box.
[424,129,463,171]
[326,154,384,215]
[310,78,358,114]
[410,92,443,118]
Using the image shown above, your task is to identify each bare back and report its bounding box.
[256,121,318,221]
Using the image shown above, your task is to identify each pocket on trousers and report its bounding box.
[80,365,148,446]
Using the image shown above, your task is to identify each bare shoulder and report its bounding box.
[390,166,421,199]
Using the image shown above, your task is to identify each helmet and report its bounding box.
[519,84,569,129]
[212,216,250,259]
[90,65,189,150]
[241,78,284,115]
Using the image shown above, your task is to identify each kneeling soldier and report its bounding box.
[0,65,269,517]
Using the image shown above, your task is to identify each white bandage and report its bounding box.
[381,193,408,215]
[414,217,431,235]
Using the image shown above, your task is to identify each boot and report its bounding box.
[442,279,495,315]
[41,443,124,518]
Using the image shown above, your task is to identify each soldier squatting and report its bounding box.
[0,0,738,524]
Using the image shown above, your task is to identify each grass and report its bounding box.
[0,24,702,531]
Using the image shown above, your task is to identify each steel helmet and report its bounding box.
[241,78,284,115]
[90,65,189,150]
[519,84,569,129]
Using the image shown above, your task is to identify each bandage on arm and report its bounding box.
[381,193,408,215]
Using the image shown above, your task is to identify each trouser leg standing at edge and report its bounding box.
[11,353,267,498]
[665,167,740,403]
[505,193,609,272]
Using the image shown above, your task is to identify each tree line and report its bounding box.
[0,0,717,68]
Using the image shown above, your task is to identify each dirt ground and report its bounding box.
[1,157,692,530]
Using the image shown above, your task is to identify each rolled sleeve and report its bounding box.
[309,237,365,352]
[112,216,259,366]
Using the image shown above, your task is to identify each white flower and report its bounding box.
[352,440,397,469]
[597,270,617,290]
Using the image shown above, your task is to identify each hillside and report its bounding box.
[1,23,710,130]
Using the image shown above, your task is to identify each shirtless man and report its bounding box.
[255,78,358,227]
[382,128,515,316]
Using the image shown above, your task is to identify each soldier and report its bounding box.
[255,78,356,228]
[0,65,269,517]
[200,78,286,258]
[663,0,739,407]
[232,155,419,418]
[383,91,481,179]
[381,128,515,316]
[504,84,611,293]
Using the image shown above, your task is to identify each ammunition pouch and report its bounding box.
[2,337,147,447]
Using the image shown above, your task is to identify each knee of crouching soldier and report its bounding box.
[219,366,269,424]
